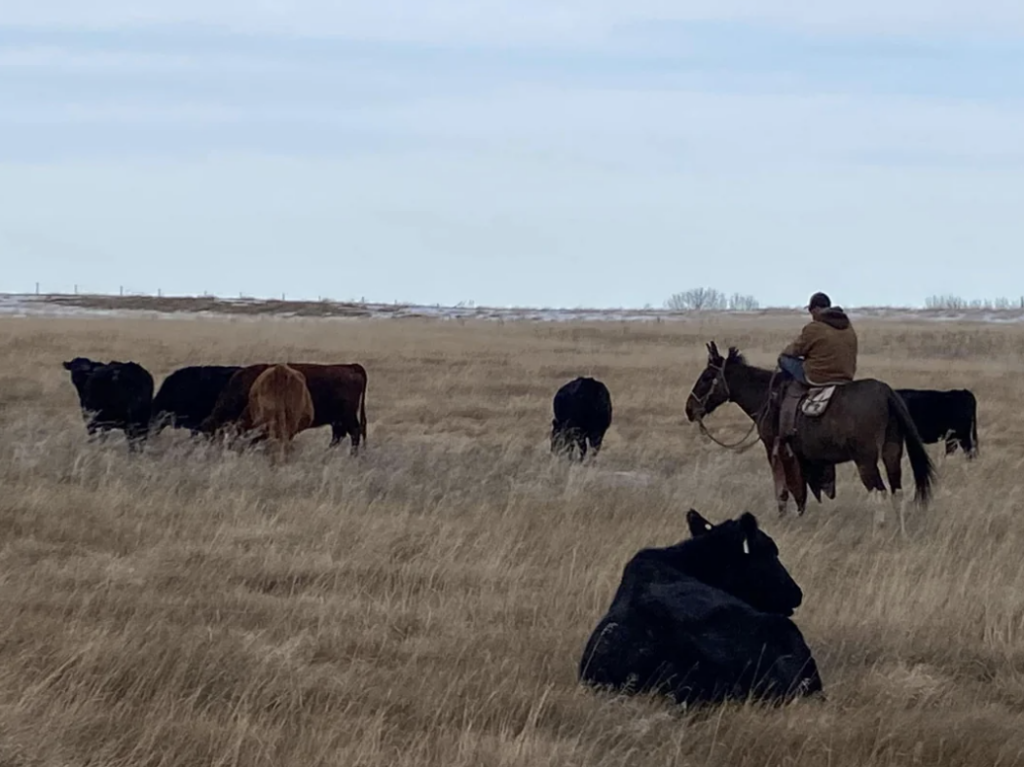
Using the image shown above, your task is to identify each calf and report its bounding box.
[551,376,612,461]
[578,509,823,709]
[896,388,978,458]
[62,357,154,451]
[242,364,314,462]
[150,365,242,436]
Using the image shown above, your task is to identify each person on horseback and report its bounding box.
[775,292,858,445]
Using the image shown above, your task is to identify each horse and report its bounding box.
[684,342,935,533]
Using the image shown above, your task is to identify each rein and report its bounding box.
[689,363,778,453]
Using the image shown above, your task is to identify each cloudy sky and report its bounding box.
[1,2,1022,308]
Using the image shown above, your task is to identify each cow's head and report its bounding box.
[684,342,742,422]
[63,357,102,374]
[62,357,106,392]
[684,508,803,616]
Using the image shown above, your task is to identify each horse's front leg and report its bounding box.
[767,441,790,515]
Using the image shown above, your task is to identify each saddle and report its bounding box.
[775,378,848,444]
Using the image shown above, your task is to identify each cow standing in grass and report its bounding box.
[550,376,612,461]
[578,509,823,709]
[242,364,315,462]
[896,388,979,459]
[62,357,154,452]
[201,362,367,454]
[149,364,242,436]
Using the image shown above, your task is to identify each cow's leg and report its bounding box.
[576,433,587,462]
[329,423,346,448]
[344,414,363,456]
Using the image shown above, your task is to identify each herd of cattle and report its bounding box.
[58,353,980,709]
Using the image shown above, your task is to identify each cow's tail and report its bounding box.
[969,394,979,459]
[359,379,368,445]
[887,388,935,505]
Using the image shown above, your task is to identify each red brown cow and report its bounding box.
[201,362,367,454]
[242,364,315,462]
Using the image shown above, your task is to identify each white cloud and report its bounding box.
[3,0,1023,45]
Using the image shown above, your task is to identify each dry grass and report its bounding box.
[2,313,1024,767]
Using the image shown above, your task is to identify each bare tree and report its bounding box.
[664,288,728,311]
[728,293,760,311]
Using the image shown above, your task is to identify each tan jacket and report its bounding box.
[781,308,858,384]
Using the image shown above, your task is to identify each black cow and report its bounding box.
[150,365,242,436]
[551,376,612,461]
[578,509,823,709]
[62,357,154,451]
[896,388,978,458]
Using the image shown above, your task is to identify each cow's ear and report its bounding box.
[739,512,759,553]
[62,361,72,370]
[739,512,759,534]
[686,509,714,536]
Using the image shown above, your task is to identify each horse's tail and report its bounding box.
[887,388,935,505]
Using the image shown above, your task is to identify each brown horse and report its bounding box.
[684,342,935,532]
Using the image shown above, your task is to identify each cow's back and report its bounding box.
[289,363,366,429]
[896,388,976,444]
[248,364,314,441]
[153,365,242,429]
[554,376,612,429]
[204,362,365,440]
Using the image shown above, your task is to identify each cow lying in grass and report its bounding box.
[578,509,823,709]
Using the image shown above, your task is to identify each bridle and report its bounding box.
[688,360,777,453]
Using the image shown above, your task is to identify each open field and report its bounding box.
[2,311,1024,766]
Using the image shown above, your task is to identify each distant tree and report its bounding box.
[728,293,760,311]
[664,288,728,311]
[925,294,967,310]
[925,294,1018,311]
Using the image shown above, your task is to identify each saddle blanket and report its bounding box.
[800,385,836,417]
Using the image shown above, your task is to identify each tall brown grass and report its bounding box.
[2,313,1024,766]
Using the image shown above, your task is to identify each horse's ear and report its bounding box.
[687,509,714,536]
[707,341,721,363]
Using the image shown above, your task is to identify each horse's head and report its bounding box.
[685,341,743,421]
[685,509,803,616]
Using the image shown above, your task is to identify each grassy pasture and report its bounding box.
[1,311,1023,766]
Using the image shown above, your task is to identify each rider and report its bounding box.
[776,291,858,443]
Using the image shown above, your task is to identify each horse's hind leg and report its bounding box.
[881,439,908,536]
[855,459,888,527]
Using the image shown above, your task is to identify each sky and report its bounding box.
[1,2,1023,309]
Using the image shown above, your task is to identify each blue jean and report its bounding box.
[778,354,808,384]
